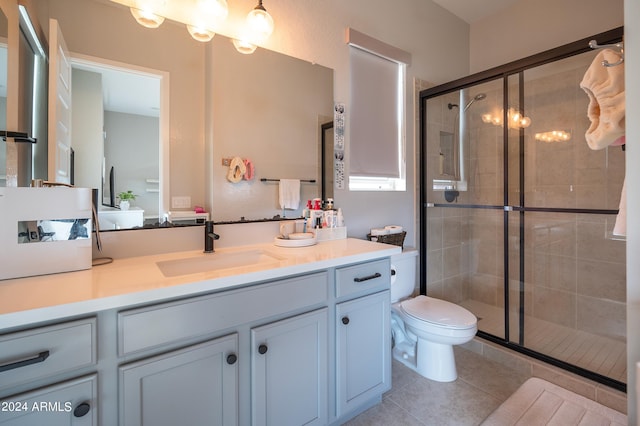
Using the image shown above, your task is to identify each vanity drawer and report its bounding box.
[336,259,390,299]
[0,318,97,391]
[118,271,329,356]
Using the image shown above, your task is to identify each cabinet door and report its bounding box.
[336,291,390,417]
[251,308,328,426]
[119,334,238,426]
[0,375,97,425]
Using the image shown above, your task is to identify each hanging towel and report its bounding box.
[613,178,626,237]
[579,49,625,150]
[279,179,300,210]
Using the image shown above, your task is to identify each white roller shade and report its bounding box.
[349,46,403,178]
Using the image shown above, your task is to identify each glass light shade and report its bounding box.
[232,38,258,54]
[187,25,215,42]
[130,7,165,28]
[246,5,274,43]
[197,0,228,21]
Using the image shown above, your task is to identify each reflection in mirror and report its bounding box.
[321,121,334,201]
[31,0,333,228]
[211,36,333,222]
[71,58,162,230]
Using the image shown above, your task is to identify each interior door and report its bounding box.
[48,19,71,184]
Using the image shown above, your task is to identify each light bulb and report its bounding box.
[130,0,166,28]
[520,117,531,128]
[130,7,165,28]
[186,0,228,42]
[232,38,258,54]
[246,1,274,44]
[187,25,215,42]
[482,114,492,123]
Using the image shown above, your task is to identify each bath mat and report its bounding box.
[481,377,627,425]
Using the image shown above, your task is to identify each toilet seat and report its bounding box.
[401,295,476,330]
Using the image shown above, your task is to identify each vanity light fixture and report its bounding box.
[246,0,274,44]
[231,0,273,54]
[535,130,572,143]
[129,0,167,29]
[232,38,258,55]
[186,0,229,42]
[481,107,531,129]
[113,0,273,51]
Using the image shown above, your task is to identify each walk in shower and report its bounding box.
[420,28,626,390]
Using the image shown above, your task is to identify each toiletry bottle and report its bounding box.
[337,208,344,227]
[303,200,311,220]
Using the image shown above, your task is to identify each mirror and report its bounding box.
[0,5,6,186]
[30,0,333,229]
[210,35,333,222]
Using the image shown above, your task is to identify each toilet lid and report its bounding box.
[401,295,477,328]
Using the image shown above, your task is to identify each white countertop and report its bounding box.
[0,238,400,330]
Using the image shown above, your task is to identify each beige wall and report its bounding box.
[469,0,624,73]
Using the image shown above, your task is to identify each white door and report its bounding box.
[48,19,72,184]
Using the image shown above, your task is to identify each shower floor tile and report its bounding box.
[460,299,627,384]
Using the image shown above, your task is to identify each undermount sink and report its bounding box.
[156,249,284,277]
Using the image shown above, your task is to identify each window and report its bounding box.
[347,29,409,191]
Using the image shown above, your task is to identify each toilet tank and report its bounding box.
[390,248,419,302]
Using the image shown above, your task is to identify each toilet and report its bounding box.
[390,249,477,382]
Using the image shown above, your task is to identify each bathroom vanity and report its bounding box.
[0,238,400,425]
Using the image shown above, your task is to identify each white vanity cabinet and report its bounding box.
[0,240,398,426]
[251,308,328,426]
[0,318,98,425]
[0,375,98,425]
[116,271,329,426]
[334,260,391,418]
[119,335,239,426]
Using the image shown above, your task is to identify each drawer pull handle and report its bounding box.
[258,344,268,355]
[0,350,50,373]
[226,354,238,365]
[73,402,91,418]
[353,272,382,283]
[341,316,350,325]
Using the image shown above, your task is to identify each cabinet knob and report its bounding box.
[341,316,350,325]
[258,344,268,355]
[73,402,91,418]
[226,353,237,365]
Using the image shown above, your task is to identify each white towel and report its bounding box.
[279,179,300,210]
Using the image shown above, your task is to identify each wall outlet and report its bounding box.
[171,196,191,209]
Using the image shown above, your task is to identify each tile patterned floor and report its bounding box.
[460,300,627,383]
[344,347,531,426]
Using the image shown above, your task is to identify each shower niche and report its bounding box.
[420,27,626,391]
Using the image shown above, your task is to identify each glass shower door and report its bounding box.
[421,40,626,388]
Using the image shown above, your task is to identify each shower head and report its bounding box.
[463,93,487,111]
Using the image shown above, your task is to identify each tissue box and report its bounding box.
[0,187,93,280]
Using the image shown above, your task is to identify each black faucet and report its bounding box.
[204,221,220,253]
